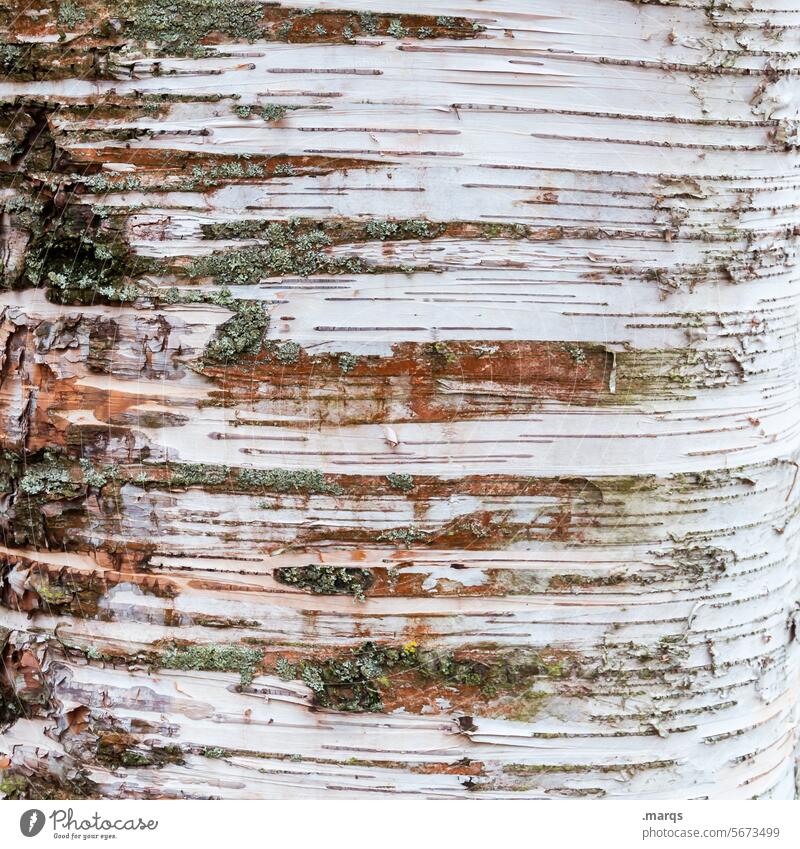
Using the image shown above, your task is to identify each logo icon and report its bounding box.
[20,810,45,838]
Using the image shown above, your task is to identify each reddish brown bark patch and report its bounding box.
[201,340,614,424]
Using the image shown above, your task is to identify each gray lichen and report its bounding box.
[158,643,263,685]
[246,468,341,495]
[203,299,270,364]
[337,352,360,374]
[376,527,431,546]
[19,452,80,498]
[273,565,374,601]
[386,473,414,492]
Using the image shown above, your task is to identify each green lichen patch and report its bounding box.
[337,352,360,374]
[19,205,145,305]
[141,462,342,496]
[57,1,88,28]
[0,769,99,800]
[364,218,443,240]
[232,102,308,122]
[79,173,144,194]
[272,340,301,364]
[0,450,22,494]
[11,451,115,500]
[0,44,28,80]
[0,8,485,83]
[200,216,522,245]
[562,344,588,364]
[386,473,414,492]
[186,237,365,284]
[190,216,544,284]
[244,467,341,495]
[118,2,485,56]
[29,575,75,608]
[121,0,266,55]
[0,774,27,799]
[201,746,228,759]
[159,285,267,367]
[203,299,270,364]
[75,154,294,193]
[167,463,232,488]
[273,565,374,601]
[376,526,431,547]
[158,643,264,685]
[175,157,267,189]
[79,459,116,489]
[18,450,83,499]
[2,451,87,547]
[275,642,564,713]
[71,151,354,194]
[96,735,185,770]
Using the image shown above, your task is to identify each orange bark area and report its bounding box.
[230,506,577,549]
[0,6,102,40]
[203,340,613,423]
[3,375,121,455]
[376,643,571,719]
[0,641,46,704]
[210,340,610,385]
[259,644,567,719]
[65,147,380,181]
[364,568,504,598]
[410,760,485,776]
[380,673,556,720]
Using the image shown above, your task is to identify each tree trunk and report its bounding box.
[1,0,799,800]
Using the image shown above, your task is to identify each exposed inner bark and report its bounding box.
[1,0,799,799]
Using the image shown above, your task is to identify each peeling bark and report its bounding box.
[2,0,800,799]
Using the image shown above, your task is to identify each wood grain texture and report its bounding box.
[1,0,800,799]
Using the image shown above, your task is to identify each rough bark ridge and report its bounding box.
[1,0,799,799]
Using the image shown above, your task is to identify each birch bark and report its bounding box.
[1,0,799,799]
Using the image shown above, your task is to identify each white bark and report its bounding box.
[1,0,799,799]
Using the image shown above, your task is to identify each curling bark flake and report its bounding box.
[1,0,799,799]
